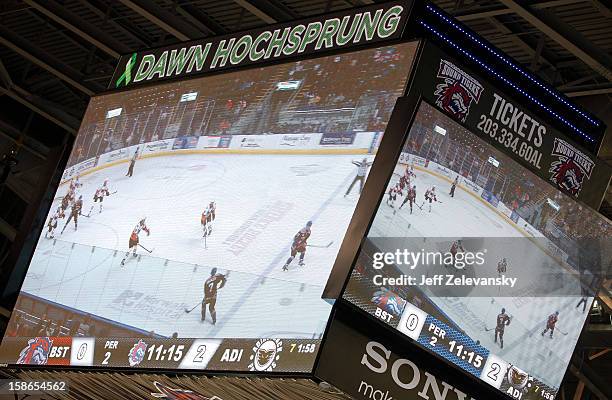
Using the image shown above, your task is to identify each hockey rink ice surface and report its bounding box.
[368,165,589,389]
[21,152,369,339]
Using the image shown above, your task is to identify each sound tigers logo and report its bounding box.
[16,337,53,365]
[435,60,484,123]
[549,138,594,196]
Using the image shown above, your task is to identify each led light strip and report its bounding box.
[425,4,599,129]
[420,20,594,143]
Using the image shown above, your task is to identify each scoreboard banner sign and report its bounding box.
[0,336,318,373]
[110,0,413,89]
[412,43,611,209]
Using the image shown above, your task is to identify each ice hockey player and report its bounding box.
[61,195,83,234]
[121,217,150,266]
[201,207,210,237]
[201,267,227,325]
[494,307,511,349]
[541,311,559,338]
[448,239,465,268]
[93,179,111,213]
[345,158,373,196]
[282,221,312,271]
[576,297,588,313]
[497,258,508,276]
[60,189,73,214]
[398,173,410,193]
[207,201,216,233]
[126,146,139,177]
[423,186,438,212]
[45,209,60,239]
[449,176,459,198]
[387,185,398,209]
[399,185,417,214]
[68,177,82,193]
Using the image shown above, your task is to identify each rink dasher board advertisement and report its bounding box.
[110,0,414,89]
[410,43,611,209]
[0,336,317,373]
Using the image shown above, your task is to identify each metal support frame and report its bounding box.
[454,0,587,22]
[0,85,78,134]
[80,0,152,48]
[498,0,612,81]
[0,25,101,96]
[569,356,612,400]
[23,0,130,59]
[117,0,202,41]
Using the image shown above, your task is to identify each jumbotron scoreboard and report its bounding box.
[0,1,610,399]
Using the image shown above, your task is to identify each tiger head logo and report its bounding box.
[549,158,585,196]
[435,81,473,122]
[16,337,53,365]
[435,60,483,123]
[549,138,594,197]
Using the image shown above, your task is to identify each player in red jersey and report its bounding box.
[399,185,417,214]
[121,218,150,266]
[541,311,559,338]
[494,308,511,348]
[282,221,312,271]
[61,195,83,233]
[448,240,464,268]
[60,190,72,213]
[201,267,227,325]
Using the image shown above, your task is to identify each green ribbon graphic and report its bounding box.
[116,53,137,87]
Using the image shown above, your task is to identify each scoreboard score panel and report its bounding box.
[0,336,318,373]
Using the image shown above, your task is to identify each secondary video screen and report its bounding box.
[342,101,610,398]
[0,43,417,372]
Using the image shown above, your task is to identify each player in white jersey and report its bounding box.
[121,218,150,266]
[423,185,439,212]
[93,179,111,213]
[45,209,61,239]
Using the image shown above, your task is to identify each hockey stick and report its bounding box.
[184,302,201,313]
[138,243,154,253]
[307,241,334,248]
[556,327,569,336]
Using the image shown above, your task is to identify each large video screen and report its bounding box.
[0,43,417,372]
[342,102,610,398]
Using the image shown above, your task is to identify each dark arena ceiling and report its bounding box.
[0,1,610,398]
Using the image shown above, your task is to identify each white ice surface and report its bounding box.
[23,153,370,338]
